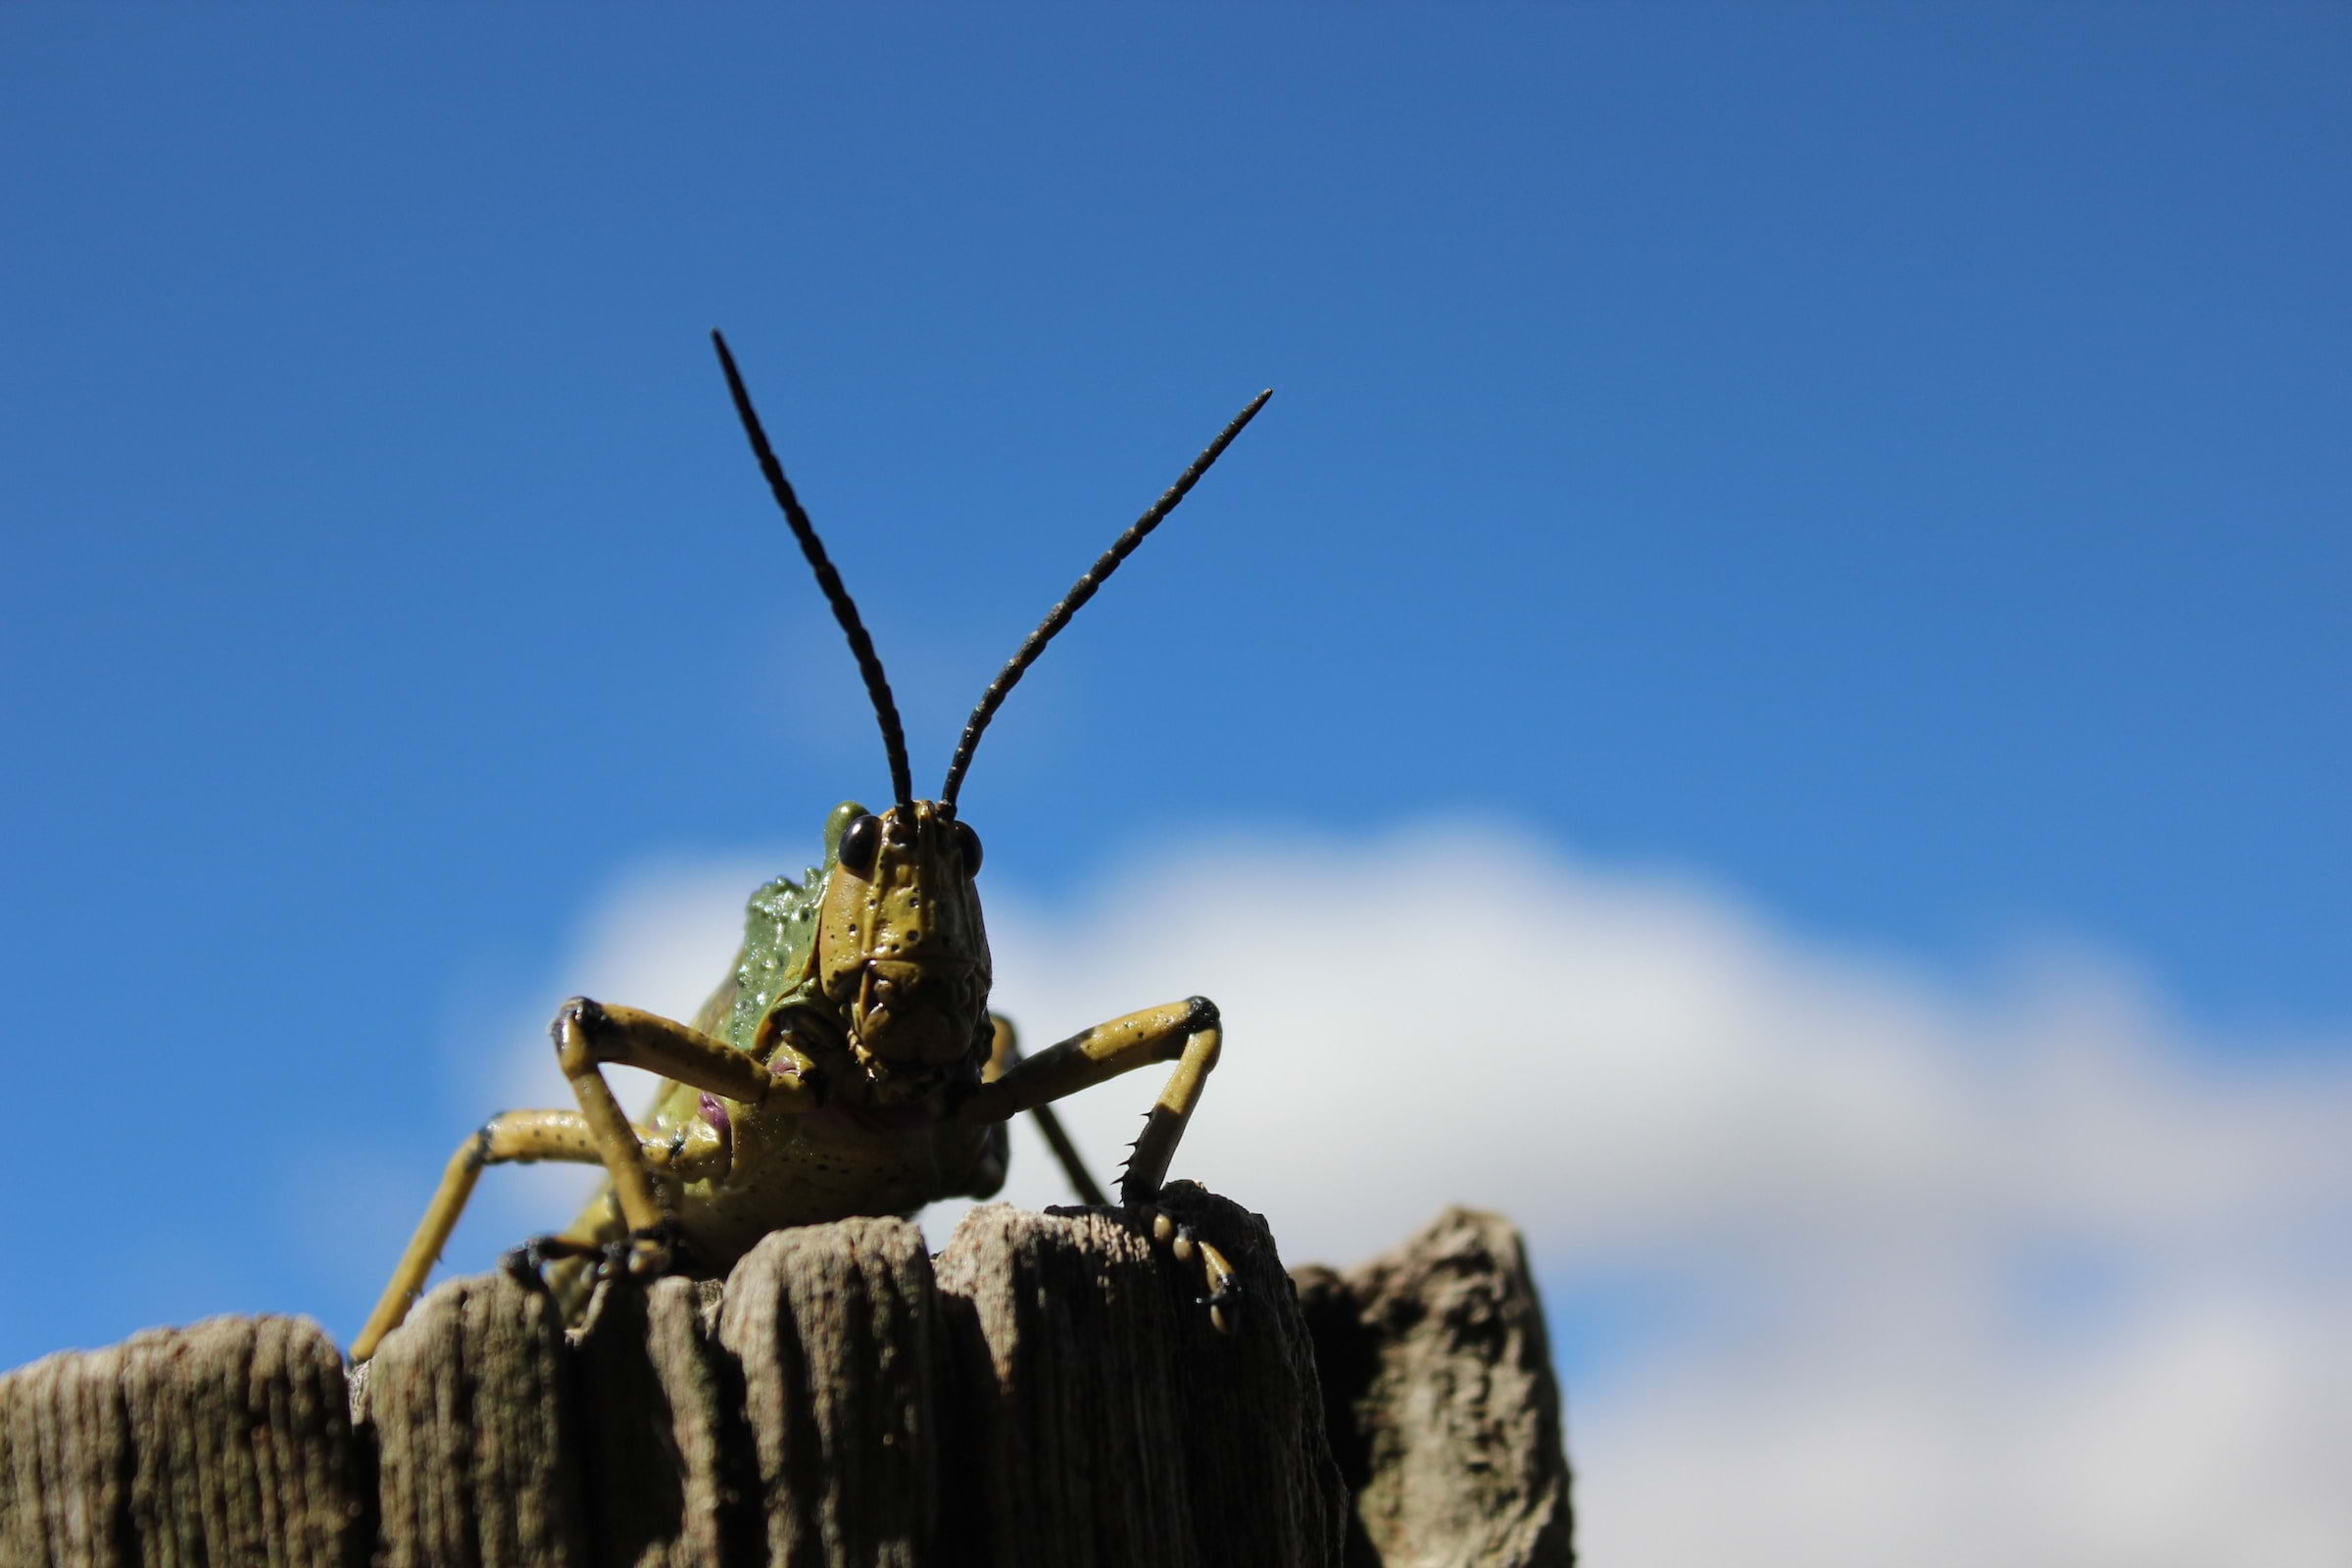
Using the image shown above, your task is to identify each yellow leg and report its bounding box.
[960,997,1236,1327]
[553,996,816,1105]
[1118,1020,1241,1331]
[1116,1012,1220,1200]
[350,1107,720,1361]
[956,996,1219,1127]
[358,995,810,1361]
[546,994,828,1266]
[986,1014,1111,1207]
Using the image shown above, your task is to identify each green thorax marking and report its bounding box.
[724,800,867,1054]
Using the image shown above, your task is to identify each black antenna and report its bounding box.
[939,388,1272,809]
[712,330,915,811]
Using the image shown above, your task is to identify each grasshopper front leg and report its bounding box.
[352,996,820,1361]
[349,1104,731,1360]
[544,997,819,1248]
[956,996,1241,1327]
[984,1014,1111,1208]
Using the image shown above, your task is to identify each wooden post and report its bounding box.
[0,1190,1571,1566]
[1297,1208,1575,1566]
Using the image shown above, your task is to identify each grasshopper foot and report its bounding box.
[601,1218,687,1282]
[502,1232,600,1289]
[1129,1203,1243,1334]
[1181,1223,1242,1333]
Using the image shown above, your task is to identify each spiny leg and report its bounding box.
[1118,1020,1241,1331]
[351,1106,727,1361]
[959,996,1238,1328]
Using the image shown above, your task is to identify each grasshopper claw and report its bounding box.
[1119,1206,1243,1332]
[501,1243,549,1289]
[502,1232,592,1289]
[612,1219,685,1280]
[1198,1247,1242,1333]
[595,1237,631,1281]
[1112,1201,1181,1245]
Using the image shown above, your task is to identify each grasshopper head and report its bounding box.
[712,333,1264,1082]
[815,799,992,1072]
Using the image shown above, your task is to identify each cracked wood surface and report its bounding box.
[0,1192,1569,1567]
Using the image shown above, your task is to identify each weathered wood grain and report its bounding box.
[570,1275,735,1568]
[931,1186,1347,1568]
[0,1195,1568,1567]
[1295,1207,1574,1568]
[717,1217,939,1568]
[0,1314,365,1568]
[367,1268,583,1568]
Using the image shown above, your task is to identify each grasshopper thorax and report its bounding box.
[815,799,991,1075]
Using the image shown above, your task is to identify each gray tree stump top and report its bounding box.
[1,1190,1571,1567]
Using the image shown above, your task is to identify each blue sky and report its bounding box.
[6,7,2348,1559]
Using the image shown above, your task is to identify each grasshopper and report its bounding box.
[350,334,1269,1361]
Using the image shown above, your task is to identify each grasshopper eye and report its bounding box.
[952,819,983,875]
[839,813,882,877]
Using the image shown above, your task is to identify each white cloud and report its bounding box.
[458,820,2352,1566]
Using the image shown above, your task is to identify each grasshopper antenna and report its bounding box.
[713,330,916,811]
[939,388,1272,809]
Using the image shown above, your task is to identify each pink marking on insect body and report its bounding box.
[698,1093,733,1160]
